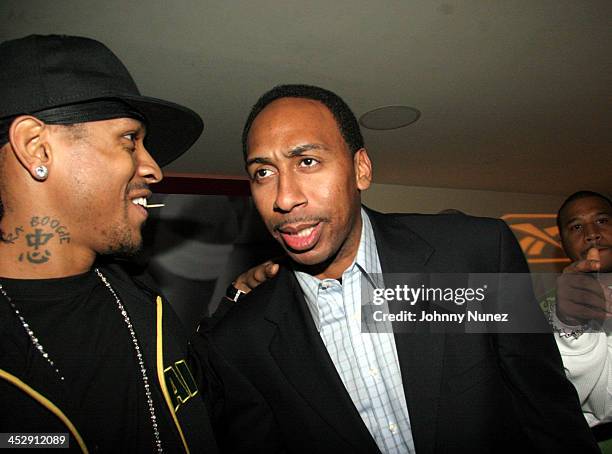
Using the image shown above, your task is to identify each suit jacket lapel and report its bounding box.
[264,268,380,452]
[367,208,445,454]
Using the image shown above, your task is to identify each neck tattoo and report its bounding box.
[0,269,163,453]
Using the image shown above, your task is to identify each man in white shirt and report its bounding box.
[552,190,612,432]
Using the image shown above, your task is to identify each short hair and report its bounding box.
[241,84,364,158]
[0,115,16,147]
[556,190,612,234]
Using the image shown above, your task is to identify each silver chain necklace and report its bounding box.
[0,269,163,453]
[0,282,65,380]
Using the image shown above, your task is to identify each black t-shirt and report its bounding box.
[0,270,172,452]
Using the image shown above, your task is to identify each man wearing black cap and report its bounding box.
[0,35,216,452]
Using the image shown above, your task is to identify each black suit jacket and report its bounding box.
[196,209,598,453]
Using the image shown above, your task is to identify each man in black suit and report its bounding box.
[195,84,598,453]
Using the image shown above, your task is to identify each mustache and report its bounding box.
[126,182,150,194]
[272,216,329,231]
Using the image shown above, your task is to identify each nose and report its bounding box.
[584,223,602,244]
[273,172,306,213]
[136,145,163,184]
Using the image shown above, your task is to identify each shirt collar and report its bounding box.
[294,208,382,329]
[356,207,383,286]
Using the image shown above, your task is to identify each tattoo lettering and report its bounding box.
[1,225,24,244]
[19,228,54,264]
[30,216,71,244]
[26,229,54,249]
[19,249,53,264]
[16,216,71,265]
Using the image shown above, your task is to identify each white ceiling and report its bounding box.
[2,0,610,196]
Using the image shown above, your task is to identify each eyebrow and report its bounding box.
[133,121,147,137]
[564,216,579,227]
[565,211,611,226]
[245,143,326,167]
[120,118,147,136]
[287,143,325,156]
[245,156,272,167]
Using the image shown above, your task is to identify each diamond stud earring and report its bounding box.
[34,165,48,180]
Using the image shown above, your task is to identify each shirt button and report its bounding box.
[388,423,398,434]
[369,368,379,378]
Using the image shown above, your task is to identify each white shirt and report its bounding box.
[555,324,612,427]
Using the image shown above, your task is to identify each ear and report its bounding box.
[353,148,372,191]
[8,115,53,180]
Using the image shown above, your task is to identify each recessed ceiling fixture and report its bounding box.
[359,105,421,130]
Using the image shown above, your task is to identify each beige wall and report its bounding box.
[362,183,565,218]
[363,183,569,272]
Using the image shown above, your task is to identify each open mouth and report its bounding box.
[277,222,323,252]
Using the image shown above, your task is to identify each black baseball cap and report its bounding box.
[0,34,203,167]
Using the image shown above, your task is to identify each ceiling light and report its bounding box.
[359,105,421,130]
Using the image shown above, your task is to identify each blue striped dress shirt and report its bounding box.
[294,208,415,454]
